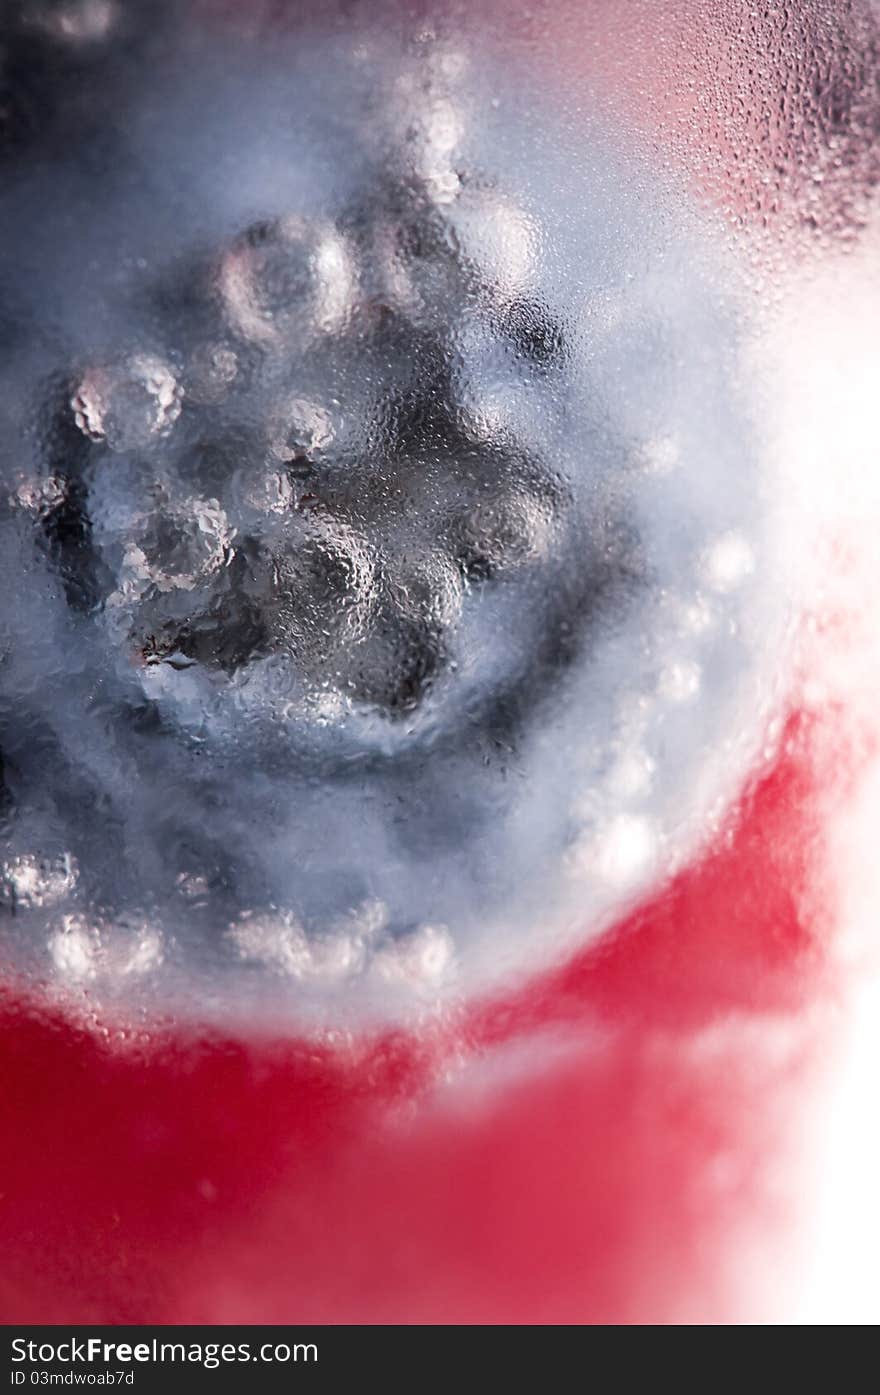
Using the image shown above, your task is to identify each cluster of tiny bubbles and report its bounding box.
[0,11,792,1030]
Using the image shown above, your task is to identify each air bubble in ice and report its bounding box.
[184,343,239,406]
[229,911,364,983]
[658,660,702,704]
[453,480,557,580]
[271,520,376,670]
[372,923,455,987]
[702,532,756,593]
[267,397,335,464]
[638,435,681,476]
[452,189,537,300]
[71,355,182,451]
[1,853,77,911]
[605,750,656,801]
[389,548,464,630]
[577,815,659,890]
[218,217,357,348]
[48,915,97,981]
[336,599,445,714]
[131,498,231,595]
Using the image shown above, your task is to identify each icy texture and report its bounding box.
[0,4,795,1025]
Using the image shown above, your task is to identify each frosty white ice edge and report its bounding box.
[0,15,788,1028]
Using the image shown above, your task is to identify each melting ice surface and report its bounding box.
[0,13,788,1027]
